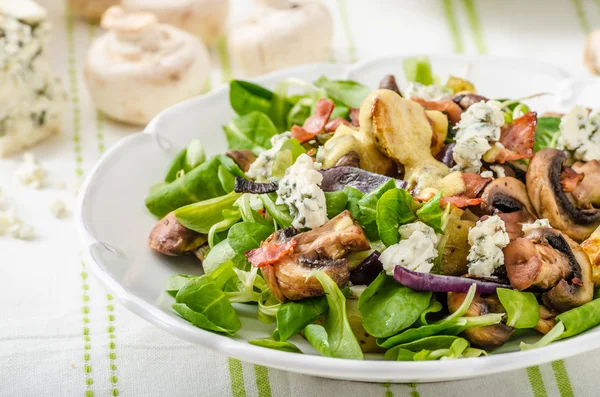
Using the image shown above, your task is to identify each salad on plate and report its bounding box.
[145,56,600,361]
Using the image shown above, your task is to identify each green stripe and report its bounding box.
[337,0,358,63]
[228,358,247,397]
[106,294,119,396]
[408,382,420,397]
[573,0,591,33]
[552,361,575,397]
[526,366,548,397]
[254,365,273,397]
[217,36,232,82]
[461,0,487,54]
[382,383,393,397]
[596,0,600,13]
[65,3,83,178]
[88,23,106,157]
[441,0,465,53]
[81,263,95,397]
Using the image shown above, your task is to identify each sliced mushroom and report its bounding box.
[481,177,537,240]
[535,305,558,335]
[226,150,257,172]
[148,212,207,256]
[571,160,600,209]
[335,151,360,168]
[527,149,600,241]
[378,75,402,96]
[451,93,488,110]
[261,210,370,302]
[447,292,513,349]
[581,225,600,286]
[504,227,593,312]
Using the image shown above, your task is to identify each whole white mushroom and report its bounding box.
[121,0,229,45]
[84,6,210,125]
[67,0,121,22]
[229,0,333,77]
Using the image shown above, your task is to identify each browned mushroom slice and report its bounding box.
[378,74,401,96]
[451,93,488,110]
[148,211,207,256]
[260,210,370,302]
[335,151,360,168]
[571,160,600,209]
[447,292,513,349]
[534,305,558,335]
[581,226,600,286]
[226,149,257,172]
[527,149,600,242]
[504,227,594,312]
[481,177,537,240]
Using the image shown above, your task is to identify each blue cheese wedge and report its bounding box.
[380,222,440,275]
[0,0,66,157]
[558,105,600,162]
[467,215,509,277]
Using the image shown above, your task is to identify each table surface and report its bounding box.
[2,0,600,396]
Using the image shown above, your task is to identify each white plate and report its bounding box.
[75,54,599,383]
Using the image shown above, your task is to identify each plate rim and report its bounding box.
[75,53,598,383]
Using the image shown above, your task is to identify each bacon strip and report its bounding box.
[411,97,463,124]
[245,239,296,268]
[441,196,484,208]
[349,108,360,126]
[496,112,537,163]
[324,117,353,132]
[291,98,335,143]
[560,166,584,193]
[462,172,492,198]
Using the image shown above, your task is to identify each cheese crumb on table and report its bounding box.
[0,208,34,240]
[15,152,45,189]
[49,199,67,218]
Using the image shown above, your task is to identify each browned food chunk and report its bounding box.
[148,212,207,256]
[226,150,257,172]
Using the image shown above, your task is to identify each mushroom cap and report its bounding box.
[85,7,210,125]
[148,211,207,256]
[121,0,229,45]
[526,149,600,242]
[481,177,537,240]
[504,227,593,312]
[447,292,513,349]
[228,0,333,77]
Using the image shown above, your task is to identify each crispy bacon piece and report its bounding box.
[245,239,296,268]
[561,166,584,193]
[324,117,353,132]
[496,112,537,163]
[441,196,484,208]
[411,97,463,124]
[462,172,492,198]
[291,98,335,143]
[349,108,360,126]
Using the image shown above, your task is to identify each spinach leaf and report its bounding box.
[223,112,278,153]
[237,194,271,227]
[330,105,350,120]
[386,347,416,361]
[248,338,303,353]
[174,275,241,335]
[223,266,266,303]
[358,272,432,338]
[146,156,230,218]
[534,116,561,152]
[184,139,206,171]
[287,98,312,129]
[218,165,236,192]
[403,56,434,85]
[344,186,364,219]
[274,297,328,342]
[230,80,274,116]
[556,296,600,338]
[209,262,240,292]
[355,179,397,241]
[258,289,281,324]
[416,191,444,234]
[417,299,443,325]
[376,188,417,246]
[271,139,307,179]
[215,154,247,179]
[325,191,349,218]
[497,288,540,329]
[305,271,363,359]
[165,274,196,298]
[384,336,460,360]
[260,194,293,228]
[314,76,370,108]
[174,191,242,234]
[203,239,250,274]
[228,222,274,256]
[207,209,241,248]
[164,148,187,183]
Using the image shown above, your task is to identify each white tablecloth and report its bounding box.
[2,0,600,396]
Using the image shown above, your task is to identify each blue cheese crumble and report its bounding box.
[452,100,505,173]
[522,218,550,234]
[558,105,600,162]
[380,222,440,276]
[405,82,452,101]
[246,131,292,181]
[276,153,328,229]
[467,215,509,277]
